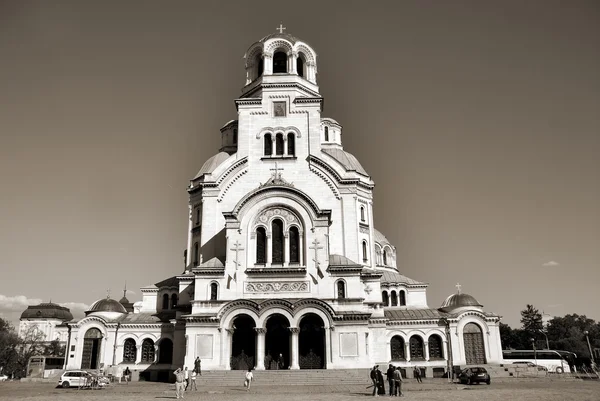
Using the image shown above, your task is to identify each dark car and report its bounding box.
[458,367,491,385]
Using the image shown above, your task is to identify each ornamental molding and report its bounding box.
[256,126,302,139]
[264,39,293,54]
[309,165,341,200]
[244,281,310,293]
[217,169,248,203]
[268,95,291,99]
[359,226,370,234]
[216,157,248,186]
[250,111,269,115]
[253,207,301,228]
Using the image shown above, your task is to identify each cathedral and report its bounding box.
[20,28,503,381]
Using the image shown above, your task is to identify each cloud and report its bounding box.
[0,295,89,326]
[542,260,560,267]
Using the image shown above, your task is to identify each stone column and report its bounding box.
[289,327,300,369]
[255,328,266,370]
[135,345,142,364]
[424,341,430,361]
[264,53,273,75]
[283,232,289,267]
[325,327,334,367]
[289,51,296,74]
[405,342,411,362]
[299,232,304,266]
[154,345,160,363]
[224,329,234,370]
[443,340,449,362]
[266,233,272,266]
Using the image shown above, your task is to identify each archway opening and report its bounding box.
[230,314,256,370]
[298,313,326,369]
[158,338,173,364]
[265,314,290,369]
[81,328,102,370]
[273,51,288,73]
[463,322,486,364]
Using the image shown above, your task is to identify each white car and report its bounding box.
[58,370,91,388]
[0,374,8,382]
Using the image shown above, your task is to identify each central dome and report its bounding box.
[86,298,127,315]
[439,293,483,312]
[20,302,73,321]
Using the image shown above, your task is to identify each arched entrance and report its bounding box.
[158,339,173,364]
[463,322,487,365]
[298,314,326,369]
[230,314,256,370]
[81,328,102,370]
[265,314,290,370]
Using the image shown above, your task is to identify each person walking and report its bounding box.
[184,367,190,390]
[370,365,379,397]
[244,368,254,391]
[386,364,395,396]
[124,367,131,384]
[413,366,422,383]
[376,366,386,395]
[194,357,202,376]
[173,368,186,399]
[190,369,198,391]
[393,367,404,397]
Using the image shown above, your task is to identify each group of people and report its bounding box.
[173,357,203,399]
[370,365,423,397]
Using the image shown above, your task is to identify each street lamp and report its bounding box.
[531,338,538,366]
[583,331,596,368]
[538,330,550,350]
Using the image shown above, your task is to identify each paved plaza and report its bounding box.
[0,380,599,401]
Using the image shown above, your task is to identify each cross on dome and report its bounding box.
[455,283,462,294]
[106,288,111,299]
[276,23,286,34]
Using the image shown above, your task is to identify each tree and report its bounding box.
[0,318,21,378]
[520,304,543,338]
[44,339,66,357]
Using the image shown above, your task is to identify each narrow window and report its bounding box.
[162,294,169,310]
[264,134,272,156]
[391,290,398,306]
[171,294,178,309]
[383,250,388,265]
[289,226,299,263]
[210,283,218,301]
[297,57,304,77]
[337,281,346,299]
[360,206,365,222]
[257,57,264,77]
[287,133,295,156]
[271,219,284,264]
[193,242,199,266]
[382,291,389,306]
[275,134,284,155]
[141,339,155,362]
[399,290,406,306]
[362,241,368,262]
[256,227,266,264]
[324,126,329,141]
[195,209,200,226]
[233,128,238,144]
[273,51,287,73]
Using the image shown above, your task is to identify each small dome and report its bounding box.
[20,302,73,321]
[193,152,231,180]
[373,229,392,246]
[86,298,127,315]
[440,293,483,312]
[259,32,301,45]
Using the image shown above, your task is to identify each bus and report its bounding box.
[27,356,66,379]
[502,350,573,374]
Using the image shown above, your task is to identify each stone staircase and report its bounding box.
[196,369,373,387]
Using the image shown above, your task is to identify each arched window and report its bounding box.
[287,133,295,156]
[409,336,425,360]
[257,56,264,78]
[275,134,284,155]
[383,250,388,265]
[256,227,266,264]
[289,226,300,264]
[141,339,155,362]
[360,206,365,222]
[428,335,443,359]
[391,290,398,306]
[271,219,284,264]
[390,336,405,360]
[336,280,346,299]
[210,283,218,301]
[264,134,273,156]
[123,338,136,362]
[233,128,238,144]
[382,291,389,306]
[273,51,287,73]
[362,241,368,262]
[324,126,329,141]
[193,242,199,266]
[158,339,173,364]
[171,294,178,309]
[297,56,304,77]
[162,294,169,310]
[399,290,406,306]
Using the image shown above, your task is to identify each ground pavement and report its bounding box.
[0,379,598,400]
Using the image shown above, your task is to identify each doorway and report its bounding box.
[230,314,256,370]
[81,328,102,370]
[265,314,290,369]
[298,314,326,369]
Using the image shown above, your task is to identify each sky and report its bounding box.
[0,0,599,328]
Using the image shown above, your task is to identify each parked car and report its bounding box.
[0,374,8,382]
[458,367,491,385]
[58,370,91,388]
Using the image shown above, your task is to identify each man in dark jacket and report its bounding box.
[386,364,395,396]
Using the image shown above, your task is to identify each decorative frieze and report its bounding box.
[244,281,309,293]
